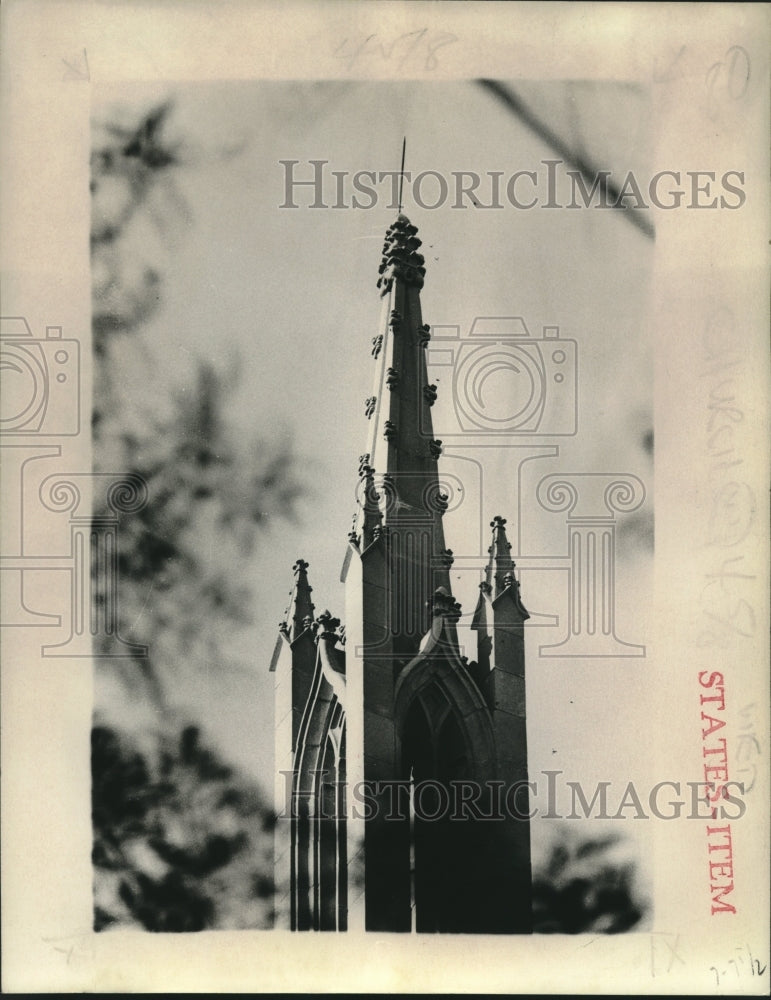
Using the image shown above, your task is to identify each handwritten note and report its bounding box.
[333,29,459,72]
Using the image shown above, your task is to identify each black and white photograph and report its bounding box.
[1,2,768,994]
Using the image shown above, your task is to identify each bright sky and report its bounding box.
[92,80,655,866]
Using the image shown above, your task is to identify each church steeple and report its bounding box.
[277,211,532,935]
[349,214,453,649]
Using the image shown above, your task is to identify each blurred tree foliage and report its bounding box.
[532,829,649,933]
[90,101,181,358]
[90,97,302,702]
[90,99,299,929]
[92,722,275,931]
[93,358,302,702]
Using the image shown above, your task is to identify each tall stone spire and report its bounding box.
[472,515,529,695]
[485,515,527,603]
[285,558,315,642]
[368,215,438,490]
[350,214,453,651]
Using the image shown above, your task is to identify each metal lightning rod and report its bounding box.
[398,136,406,213]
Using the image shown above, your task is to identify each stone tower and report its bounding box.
[271,214,532,933]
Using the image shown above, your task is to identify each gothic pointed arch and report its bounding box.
[394,616,497,785]
[292,622,347,931]
[393,612,500,932]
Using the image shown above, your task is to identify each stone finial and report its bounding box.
[428,586,462,622]
[361,463,383,547]
[316,610,341,640]
[377,215,426,294]
[372,523,388,542]
[361,464,380,504]
[490,515,513,553]
[288,559,316,640]
[485,512,524,601]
